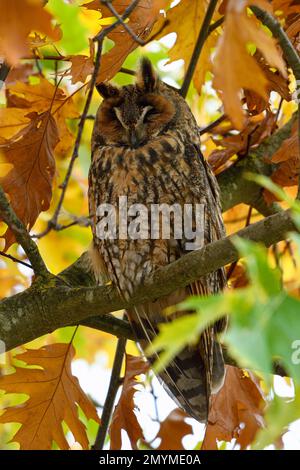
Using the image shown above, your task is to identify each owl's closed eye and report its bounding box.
[93,58,176,148]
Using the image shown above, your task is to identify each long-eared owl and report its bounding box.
[88,58,227,422]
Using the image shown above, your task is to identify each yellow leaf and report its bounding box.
[153,0,219,93]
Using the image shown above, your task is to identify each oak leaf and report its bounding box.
[109,354,149,450]
[209,112,276,172]
[0,0,60,65]
[263,120,299,203]
[155,408,192,450]
[69,39,95,84]
[0,108,31,142]
[153,0,220,93]
[202,366,265,450]
[6,78,79,155]
[0,343,99,450]
[213,0,286,129]
[83,0,169,83]
[0,112,59,248]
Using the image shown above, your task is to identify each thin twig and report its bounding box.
[120,67,136,76]
[0,185,49,277]
[199,114,226,135]
[0,251,33,269]
[208,16,224,35]
[94,0,142,41]
[92,337,126,450]
[180,0,219,98]
[101,0,145,45]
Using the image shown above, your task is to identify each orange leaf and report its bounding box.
[83,0,169,83]
[0,344,99,450]
[0,112,59,249]
[69,39,95,84]
[271,121,299,164]
[152,0,220,93]
[156,408,192,450]
[69,55,94,84]
[213,0,286,129]
[202,366,265,450]
[109,354,148,450]
[6,78,79,155]
[0,0,60,65]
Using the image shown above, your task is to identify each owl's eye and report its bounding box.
[142,106,158,123]
[113,107,126,127]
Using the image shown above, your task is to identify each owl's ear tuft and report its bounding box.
[137,57,158,92]
[96,82,120,99]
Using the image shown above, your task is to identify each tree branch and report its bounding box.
[0,185,49,277]
[0,209,296,353]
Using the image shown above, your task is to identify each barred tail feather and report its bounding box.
[127,291,226,423]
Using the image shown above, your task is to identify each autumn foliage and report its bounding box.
[0,0,300,451]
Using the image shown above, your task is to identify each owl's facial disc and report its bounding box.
[113,105,155,148]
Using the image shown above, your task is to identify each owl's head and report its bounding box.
[93,58,178,148]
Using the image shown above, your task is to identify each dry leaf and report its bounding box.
[6,78,79,155]
[0,0,60,65]
[69,39,95,84]
[0,344,99,450]
[273,0,300,16]
[155,408,192,450]
[153,0,220,93]
[83,0,169,83]
[0,108,31,142]
[202,366,265,450]
[209,112,276,172]
[245,52,291,114]
[263,119,299,203]
[214,0,286,129]
[0,112,59,248]
[69,55,94,84]
[271,120,298,164]
[109,354,148,450]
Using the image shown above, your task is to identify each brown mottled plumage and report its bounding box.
[88,58,227,422]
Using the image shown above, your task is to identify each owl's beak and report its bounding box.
[129,129,140,148]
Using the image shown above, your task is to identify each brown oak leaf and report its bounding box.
[0,344,100,450]
[109,354,149,450]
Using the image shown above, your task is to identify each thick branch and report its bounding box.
[0,210,295,353]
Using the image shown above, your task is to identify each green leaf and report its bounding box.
[47,0,89,55]
[233,237,281,296]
